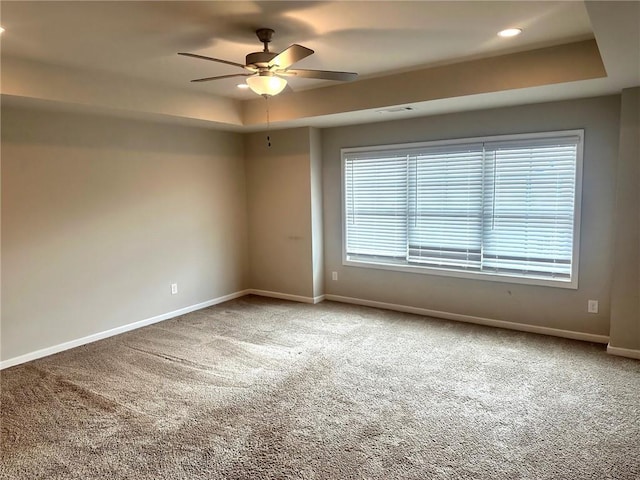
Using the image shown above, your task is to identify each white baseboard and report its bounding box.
[325,294,610,344]
[248,289,325,304]
[607,345,640,360]
[0,290,250,370]
[3,289,615,370]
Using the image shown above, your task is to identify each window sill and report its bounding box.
[342,257,578,289]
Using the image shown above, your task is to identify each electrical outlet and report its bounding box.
[587,299,598,314]
[332,271,338,281]
[171,283,178,295]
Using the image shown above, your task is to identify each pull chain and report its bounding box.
[264,94,271,147]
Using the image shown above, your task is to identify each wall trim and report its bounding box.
[3,289,615,370]
[325,294,610,344]
[0,290,251,370]
[313,294,327,304]
[248,289,325,304]
[607,345,640,360]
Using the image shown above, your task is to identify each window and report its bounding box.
[343,130,583,288]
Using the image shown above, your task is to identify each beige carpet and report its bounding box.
[1,295,639,479]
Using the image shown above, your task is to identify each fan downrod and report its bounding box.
[256,28,275,52]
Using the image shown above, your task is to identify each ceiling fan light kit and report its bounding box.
[246,74,288,96]
[179,28,357,98]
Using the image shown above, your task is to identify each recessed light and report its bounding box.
[498,28,522,38]
[0,27,5,34]
[237,84,249,89]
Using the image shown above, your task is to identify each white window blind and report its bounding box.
[408,144,484,269]
[342,131,582,287]
[345,152,408,261]
[481,137,579,279]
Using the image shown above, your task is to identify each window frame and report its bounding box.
[341,130,584,289]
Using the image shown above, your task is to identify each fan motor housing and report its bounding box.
[246,51,278,68]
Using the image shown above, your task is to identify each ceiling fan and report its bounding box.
[178,28,358,97]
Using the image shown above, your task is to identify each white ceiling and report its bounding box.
[0,1,638,129]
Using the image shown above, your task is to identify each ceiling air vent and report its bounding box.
[376,106,415,114]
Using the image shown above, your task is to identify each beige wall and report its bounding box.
[1,106,248,361]
[610,87,640,350]
[322,96,621,336]
[2,93,635,364]
[244,127,318,299]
